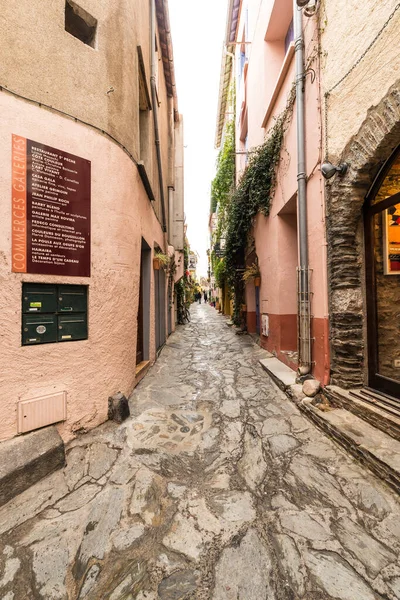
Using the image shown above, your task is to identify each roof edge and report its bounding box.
[214,0,242,148]
[156,0,179,121]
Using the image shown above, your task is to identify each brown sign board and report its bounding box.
[11,135,91,276]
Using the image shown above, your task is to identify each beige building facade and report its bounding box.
[321,0,400,405]
[0,0,184,442]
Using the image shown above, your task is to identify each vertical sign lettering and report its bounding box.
[11,136,91,276]
[11,135,27,272]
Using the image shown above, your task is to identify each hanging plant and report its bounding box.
[153,250,169,270]
[167,253,177,278]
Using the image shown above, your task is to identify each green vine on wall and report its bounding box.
[175,241,194,324]
[210,87,236,239]
[214,258,227,289]
[224,89,295,324]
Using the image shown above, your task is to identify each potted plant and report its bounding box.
[153,251,169,270]
[242,262,261,286]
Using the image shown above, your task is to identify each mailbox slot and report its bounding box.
[58,285,88,313]
[22,284,57,314]
[58,313,88,341]
[22,314,57,345]
[22,283,88,346]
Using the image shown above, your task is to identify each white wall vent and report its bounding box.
[17,391,67,433]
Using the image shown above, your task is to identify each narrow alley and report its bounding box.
[1,304,400,599]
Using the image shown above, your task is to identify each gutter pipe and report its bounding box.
[294,1,311,374]
[150,0,167,233]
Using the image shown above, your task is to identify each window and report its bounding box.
[138,46,152,164]
[22,283,88,345]
[65,0,97,48]
[285,19,294,54]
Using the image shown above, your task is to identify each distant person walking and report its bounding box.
[198,290,202,304]
[204,291,208,303]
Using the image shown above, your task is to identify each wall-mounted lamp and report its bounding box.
[296,0,311,6]
[321,161,348,180]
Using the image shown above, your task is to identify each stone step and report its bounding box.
[326,385,400,442]
[299,399,400,495]
[0,426,65,507]
[259,357,297,391]
[257,362,400,494]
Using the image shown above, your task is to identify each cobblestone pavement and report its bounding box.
[1,304,400,600]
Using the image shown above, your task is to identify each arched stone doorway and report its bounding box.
[327,81,400,390]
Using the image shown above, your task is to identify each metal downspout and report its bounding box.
[294,1,311,374]
[150,0,167,234]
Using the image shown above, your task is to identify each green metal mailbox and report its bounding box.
[22,314,57,345]
[22,283,88,346]
[58,285,88,313]
[22,284,57,314]
[58,313,88,341]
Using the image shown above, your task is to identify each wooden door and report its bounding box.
[136,260,144,365]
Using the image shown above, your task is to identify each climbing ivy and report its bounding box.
[224,120,283,279]
[223,90,296,324]
[214,257,227,289]
[210,115,236,239]
[175,241,194,323]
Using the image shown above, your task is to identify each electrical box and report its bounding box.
[22,284,57,314]
[22,314,57,345]
[22,283,88,346]
[58,285,88,313]
[58,313,88,342]
[262,314,269,337]
[17,391,67,433]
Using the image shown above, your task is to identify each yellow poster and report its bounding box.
[383,203,400,274]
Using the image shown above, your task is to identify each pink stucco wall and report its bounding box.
[0,93,168,442]
[238,0,329,380]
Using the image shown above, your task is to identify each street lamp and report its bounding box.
[321,162,348,180]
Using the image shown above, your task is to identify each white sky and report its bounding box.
[168,0,229,277]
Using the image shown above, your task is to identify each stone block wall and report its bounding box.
[327,82,400,388]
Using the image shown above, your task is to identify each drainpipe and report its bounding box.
[168,185,174,244]
[150,0,167,234]
[294,0,311,374]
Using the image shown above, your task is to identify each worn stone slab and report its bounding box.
[300,399,400,494]
[259,357,297,390]
[305,550,378,600]
[162,513,204,560]
[213,529,273,599]
[326,385,400,442]
[158,569,199,600]
[0,426,65,507]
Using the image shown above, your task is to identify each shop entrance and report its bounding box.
[365,146,400,400]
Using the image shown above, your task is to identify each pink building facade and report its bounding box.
[215,0,329,383]
[0,0,184,443]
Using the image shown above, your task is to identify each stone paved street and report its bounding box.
[1,304,400,599]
